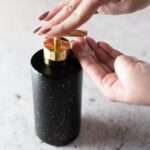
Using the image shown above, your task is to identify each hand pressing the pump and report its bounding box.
[34,0,150,36]
[71,37,150,106]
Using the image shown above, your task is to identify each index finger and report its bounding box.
[72,40,106,89]
[44,0,70,21]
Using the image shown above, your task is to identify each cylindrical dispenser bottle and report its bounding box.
[31,31,87,146]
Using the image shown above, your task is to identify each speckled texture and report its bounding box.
[0,0,150,150]
[31,50,82,146]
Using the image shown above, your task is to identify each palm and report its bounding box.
[72,37,125,101]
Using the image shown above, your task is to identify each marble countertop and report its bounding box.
[0,0,150,150]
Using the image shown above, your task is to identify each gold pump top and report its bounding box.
[43,29,87,64]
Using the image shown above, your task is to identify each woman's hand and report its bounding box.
[71,37,150,106]
[34,0,150,37]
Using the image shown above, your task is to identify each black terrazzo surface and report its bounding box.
[31,50,83,146]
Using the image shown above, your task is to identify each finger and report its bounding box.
[86,37,115,71]
[74,37,112,73]
[72,41,106,89]
[42,0,99,36]
[73,37,86,47]
[76,37,99,65]
[97,41,122,59]
[113,55,145,104]
[44,0,70,21]
[100,63,112,73]
[40,0,81,33]
[97,5,110,14]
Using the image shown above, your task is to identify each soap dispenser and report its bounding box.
[31,30,87,146]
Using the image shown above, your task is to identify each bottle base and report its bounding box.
[36,130,80,146]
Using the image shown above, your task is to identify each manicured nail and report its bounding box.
[39,28,51,35]
[95,11,98,14]
[33,26,41,33]
[38,11,49,20]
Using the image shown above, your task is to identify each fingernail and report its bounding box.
[95,11,98,14]
[39,28,51,35]
[102,42,113,49]
[33,26,42,33]
[38,11,49,20]
[97,42,101,48]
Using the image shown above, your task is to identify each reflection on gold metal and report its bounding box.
[65,29,87,37]
[54,37,61,51]
[43,29,88,64]
[44,37,70,63]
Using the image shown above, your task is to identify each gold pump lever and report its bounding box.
[43,29,88,64]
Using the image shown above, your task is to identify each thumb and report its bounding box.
[114,55,138,84]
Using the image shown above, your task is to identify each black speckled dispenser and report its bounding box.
[31,36,83,146]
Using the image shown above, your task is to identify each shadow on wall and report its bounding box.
[69,116,150,149]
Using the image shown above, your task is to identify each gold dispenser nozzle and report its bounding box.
[44,37,70,64]
[43,29,88,64]
[54,37,61,51]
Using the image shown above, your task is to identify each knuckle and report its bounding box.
[72,12,84,24]
[133,61,145,72]
[58,24,66,34]
[63,4,74,13]
[123,7,133,13]
[115,55,126,65]
[111,0,136,14]
[122,2,135,13]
